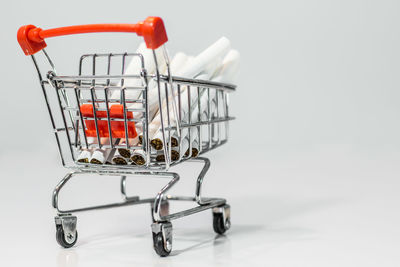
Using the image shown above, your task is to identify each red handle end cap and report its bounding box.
[139,17,168,49]
[17,25,47,56]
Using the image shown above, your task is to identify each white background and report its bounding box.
[1,0,400,266]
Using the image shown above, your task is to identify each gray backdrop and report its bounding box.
[1,0,399,266]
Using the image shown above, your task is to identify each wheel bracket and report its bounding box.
[152,222,172,252]
[213,204,231,230]
[55,214,77,244]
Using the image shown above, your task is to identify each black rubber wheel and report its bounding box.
[56,225,78,248]
[152,232,171,257]
[213,213,227,235]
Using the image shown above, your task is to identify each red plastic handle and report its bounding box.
[17,16,168,55]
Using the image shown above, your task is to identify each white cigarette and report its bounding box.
[155,137,189,162]
[148,61,219,150]
[109,43,167,136]
[110,138,134,165]
[149,36,231,132]
[88,137,111,164]
[145,52,191,121]
[170,52,190,74]
[185,139,199,158]
[130,149,147,165]
[194,49,240,116]
[136,53,191,145]
[110,42,165,101]
[77,138,92,163]
[77,149,91,163]
[190,49,240,121]
[157,38,229,130]
[155,149,179,162]
[209,50,239,144]
[176,37,231,78]
[210,49,240,83]
[149,131,179,150]
[177,50,240,156]
[89,149,108,164]
[180,137,189,160]
[192,111,210,155]
[111,150,129,165]
[78,137,106,164]
[184,110,208,158]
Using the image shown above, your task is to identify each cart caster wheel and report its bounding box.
[56,226,78,248]
[55,215,78,248]
[212,204,231,235]
[151,222,172,257]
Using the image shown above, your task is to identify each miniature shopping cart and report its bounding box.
[17,17,235,256]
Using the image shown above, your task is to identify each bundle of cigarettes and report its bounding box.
[77,37,239,166]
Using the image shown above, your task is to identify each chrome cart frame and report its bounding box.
[18,17,235,256]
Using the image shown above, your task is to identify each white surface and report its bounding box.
[1,145,400,266]
[2,0,400,266]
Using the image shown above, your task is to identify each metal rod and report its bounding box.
[31,55,66,166]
